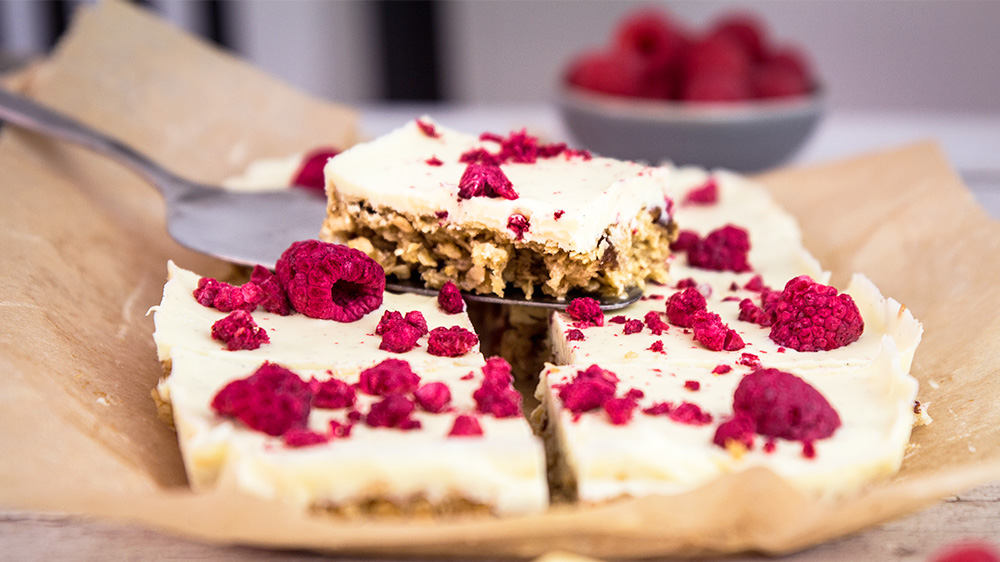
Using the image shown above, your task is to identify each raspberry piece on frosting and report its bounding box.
[473,357,521,418]
[193,277,223,307]
[378,319,423,353]
[687,225,751,272]
[211,310,270,351]
[665,287,707,327]
[558,364,619,414]
[457,163,519,200]
[622,319,644,334]
[566,297,604,328]
[282,428,330,448]
[691,311,745,351]
[643,311,669,335]
[211,362,311,437]
[670,230,700,253]
[604,395,640,425]
[416,118,441,138]
[292,148,339,192]
[768,276,865,352]
[275,240,385,322]
[731,368,841,443]
[683,178,719,205]
[459,148,501,166]
[427,326,479,357]
[310,377,356,410]
[448,414,484,437]
[437,281,466,314]
[414,381,452,413]
[426,156,443,167]
[365,394,421,430]
[358,358,421,396]
[737,352,761,369]
[250,265,291,316]
[670,402,713,425]
[565,329,585,341]
[507,213,530,240]
[712,413,756,450]
[196,279,260,313]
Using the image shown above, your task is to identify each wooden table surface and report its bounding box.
[3,108,999,560]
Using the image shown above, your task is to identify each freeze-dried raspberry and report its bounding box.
[250,265,291,316]
[604,395,640,425]
[426,156,443,167]
[379,323,422,354]
[457,163,518,200]
[692,310,745,351]
[427,326,479,357]
[684,380,700,391]
[622,319,644,334]
[670,230,700,253]
[358,358,421,396]
[566,297,604,328]
[328,419,353,438]
[648,340,665,353]
[459,148,500,166]
[507,213,530,240]
[743,274,767,292]
[213,282,262,313]
[211,362,311,436]
[768,276,865,352]
[448,414,484,437]
[435,210,449,220]
[375,310,403,335]
[473,358,521,418]
[437,281,465,314]
[930,541,1000,562]
[554,210,565,220]
[687,225,751,272]
[404,311,429,335]
[193,277,222,306]
[712,364,732,375]
[625,388,644,400]
[733,368,841,442]
[211,310,270,351]
[712,413,756,450]
[665,287,707,327]
[414,381,452,413]
[684,178,719,205]
[643,311,669,335]
[416,118,440,138]
[310,377,356,409]
[558,364,618,414]
[738,298,768,325]
[292,148,339,192]
[566,329,585,341]
[763,440,776,454]
[365,394,421,430]
[669,402,713,425]
[283,428,330,448]
[275,240,385,322]
[609,315,627,324]
[737,352,761,369]
[642,402,674,416]
[802,441,816,459]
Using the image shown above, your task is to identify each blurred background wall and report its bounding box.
[2,0,998,113]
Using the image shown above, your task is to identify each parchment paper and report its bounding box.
[2,2,999,558]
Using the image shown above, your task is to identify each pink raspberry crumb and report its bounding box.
[558,364,619,414]
[712,364,733,375]
[507,213,530,240]
[437,281,465,314]
[211,310,270,351]
[643,310,669,335]
[358,358,421,396]
[310,377,356,409]
[554,210,565,220]
[275,240,385,322]
[684,178,719,205]
[365,394,421,430]
[648,340,665,353]
[283,428,330,448]
[377,311,424,354]
[473,357,521,418]
[670,230,700,253]
[416,118,441,138]
[211,362,311,437]
[414,381,452,413]
[768,276,865,352]
[250,266,291,315]
[426,156,444,166]
[687,225,752,272]
[684,380,701,391]
[737,353,761,369]
[603,395,640,425]
[566,329,585,341]
[566,297,604,328]
[427,326,479,357]
[448,414,484,437]
[669,402,713,425]
[622,319,644,334]
[665,287,707,327]
[691,311,745,351]
[712,413,756,450]
[609,315,627,324]
[193,277,223,306]
[458,163,518,200]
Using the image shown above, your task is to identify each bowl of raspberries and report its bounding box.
[559,9,823,172]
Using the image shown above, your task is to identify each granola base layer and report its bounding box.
[320,196,675,299]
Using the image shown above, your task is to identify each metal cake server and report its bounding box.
[0,88,641,310]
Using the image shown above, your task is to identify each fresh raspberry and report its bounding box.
[250,265,291,316]
[684,380,700,391]
[426,156,443,167]
[683,33,751,82]
[687,225,751,272]
[291,148,339,192]
[448,414,484,437]
[711,13,767,62]
[211,362,311,437]
[457,163,518,200]
[437,281,465,314]
[473,357,521,418]
[609,315,627,324]
[365,394,421,430]
[566,297,604,328]
[358,358,421,396]
[565,329,585,341]
[614,9,687,73]
[683,67,753,102]
[712,364,732,375]
[752,62,809,99]
[643,310,669,335]
[665,287,707,327]
[558,364,618,414]
[691,310,745,351]
[416,118,440,138]
[212,282,262,313]
[768,276,864,352]
[737,352,761,369]
[712,413,756,450]
[603,395,640,425]
[733,368,841,442]
[930,541,1000,562]
[766,46,812,87]
[507,213,530,240]
[275,240,385,322]
[683,177,719,205]
[309,377,356,409]
[622,319,644,334]
[211,310,270,351]
[283,428,330,448]
[427,326,479,357]
[414,381,452,413]
[566,48,648,98]
[670,230,700,253]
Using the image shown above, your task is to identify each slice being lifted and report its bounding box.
[320,118,676,300]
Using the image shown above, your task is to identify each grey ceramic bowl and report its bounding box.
[558,86,824,172]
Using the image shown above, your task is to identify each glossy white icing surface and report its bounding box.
[163,349,547,515]
[323,118,672,253]
[151,261,483,370]
[538,338,918,502]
